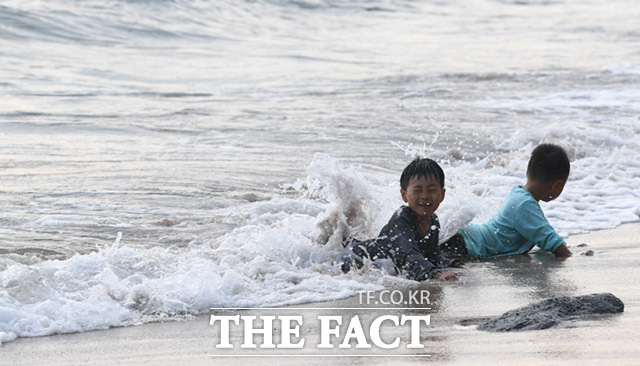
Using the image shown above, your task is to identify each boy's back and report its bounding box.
[445,144,573,259]
[461,186,565,258]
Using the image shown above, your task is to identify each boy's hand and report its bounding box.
[432,271,458,281]
[553,244,572,257]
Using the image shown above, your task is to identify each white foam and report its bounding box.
[0,159,391,344]
[443,121,640,237]
[34,215,72,226]
[479,87,640,118]
[605,63,640,75]
[1,132,639,344]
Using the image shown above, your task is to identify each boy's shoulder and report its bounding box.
[504,186,538,207]
[390,205,414,221]
[382,205,408,224]
[501,186,545,223]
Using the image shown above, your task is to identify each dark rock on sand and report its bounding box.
[478,293,624,332]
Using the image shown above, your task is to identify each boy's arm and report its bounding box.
[515,201,566,254]
[429,219,464,268]
[387,217,440,281]
[434,255,465,268]
[403,254,439,281]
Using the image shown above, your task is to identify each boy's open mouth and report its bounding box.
[418,202,432,207]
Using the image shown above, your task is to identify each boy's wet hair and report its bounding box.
[527,144,570,183]
[400,158,445,191]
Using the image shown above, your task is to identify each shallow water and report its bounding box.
[0,224,637,365]
[1,0,639,344]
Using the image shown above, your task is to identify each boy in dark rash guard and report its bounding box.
[341,158,463,281]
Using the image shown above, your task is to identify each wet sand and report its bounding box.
[1,223,638,365]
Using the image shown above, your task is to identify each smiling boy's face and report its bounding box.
[401,175,445,219]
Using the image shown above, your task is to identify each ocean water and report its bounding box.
[0,0,639,344]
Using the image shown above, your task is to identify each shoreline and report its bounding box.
[1,222,639,365]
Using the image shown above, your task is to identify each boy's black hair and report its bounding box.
[527,143,570,183]
[400,158,445,191]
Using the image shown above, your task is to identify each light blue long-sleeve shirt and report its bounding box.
[460,186,565,258]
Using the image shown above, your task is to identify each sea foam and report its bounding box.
[1,131,639,344]
[0,155,395,344]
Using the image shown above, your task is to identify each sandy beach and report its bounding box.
[1,222,638,365]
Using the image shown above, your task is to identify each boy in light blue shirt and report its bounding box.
[442,144,573,258]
